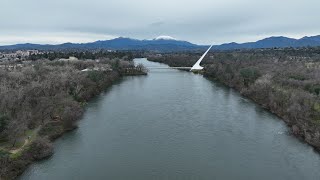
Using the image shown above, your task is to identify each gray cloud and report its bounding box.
[0,0,319,45]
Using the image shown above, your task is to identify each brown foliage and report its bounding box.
[0,60,120,145]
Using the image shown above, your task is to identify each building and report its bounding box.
[59,56,79,62]
[0,50,41,60]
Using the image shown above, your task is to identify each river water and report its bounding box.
[20,58,320,180]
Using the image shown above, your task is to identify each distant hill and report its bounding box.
[214,35,320,50]
[1,35,320,51]
[0,37,201,52]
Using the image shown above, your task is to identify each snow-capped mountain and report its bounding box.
[154,36,177,40]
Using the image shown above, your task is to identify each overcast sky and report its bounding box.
[0,0,319,45]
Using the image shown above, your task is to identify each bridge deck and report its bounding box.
[146,44,212,71]
[147,67,192,70]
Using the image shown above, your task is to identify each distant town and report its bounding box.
[0,50,42,61]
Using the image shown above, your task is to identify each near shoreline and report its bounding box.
[0,56,147,180]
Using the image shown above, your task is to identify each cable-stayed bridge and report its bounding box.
[147,45,213,71]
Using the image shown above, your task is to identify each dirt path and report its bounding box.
[9,127,40,154]
[9,138,30,154]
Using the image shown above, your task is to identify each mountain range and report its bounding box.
[215,35,320,50]
[0,35,320,51]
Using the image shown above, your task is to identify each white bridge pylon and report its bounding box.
[147,45,213,70]
[190,44,213,71]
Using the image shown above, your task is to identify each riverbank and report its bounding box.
[0,58,147,179]
[20,58,320,180]
[147,48,320,151]
[203,69,320,151]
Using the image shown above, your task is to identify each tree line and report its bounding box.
[28,50,134,61]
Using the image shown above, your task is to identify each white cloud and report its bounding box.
[0,32,116,45]
[0,0,319,45]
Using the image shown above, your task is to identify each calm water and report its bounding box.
[21,58,320,180]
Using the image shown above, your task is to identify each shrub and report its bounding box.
[87,71,105,83]
[38,121,64,140]
[289,74,307,81]
[0,149,9,159]
[240,67,261,87]
[26,137,53,160]
[305,84,320,95]
[0,114,9,134]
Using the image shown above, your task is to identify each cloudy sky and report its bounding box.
[0,0,319,45]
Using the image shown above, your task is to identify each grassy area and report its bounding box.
[9,150,23,159]
[26,128,39,142]
[0,127,39,156]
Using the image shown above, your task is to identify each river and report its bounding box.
[20,58,320,180]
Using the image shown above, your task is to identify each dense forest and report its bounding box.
[28,50,135,61]
[0,53,147,179]
[148,47,320,150]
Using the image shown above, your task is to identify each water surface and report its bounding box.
[21,58,320,180]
